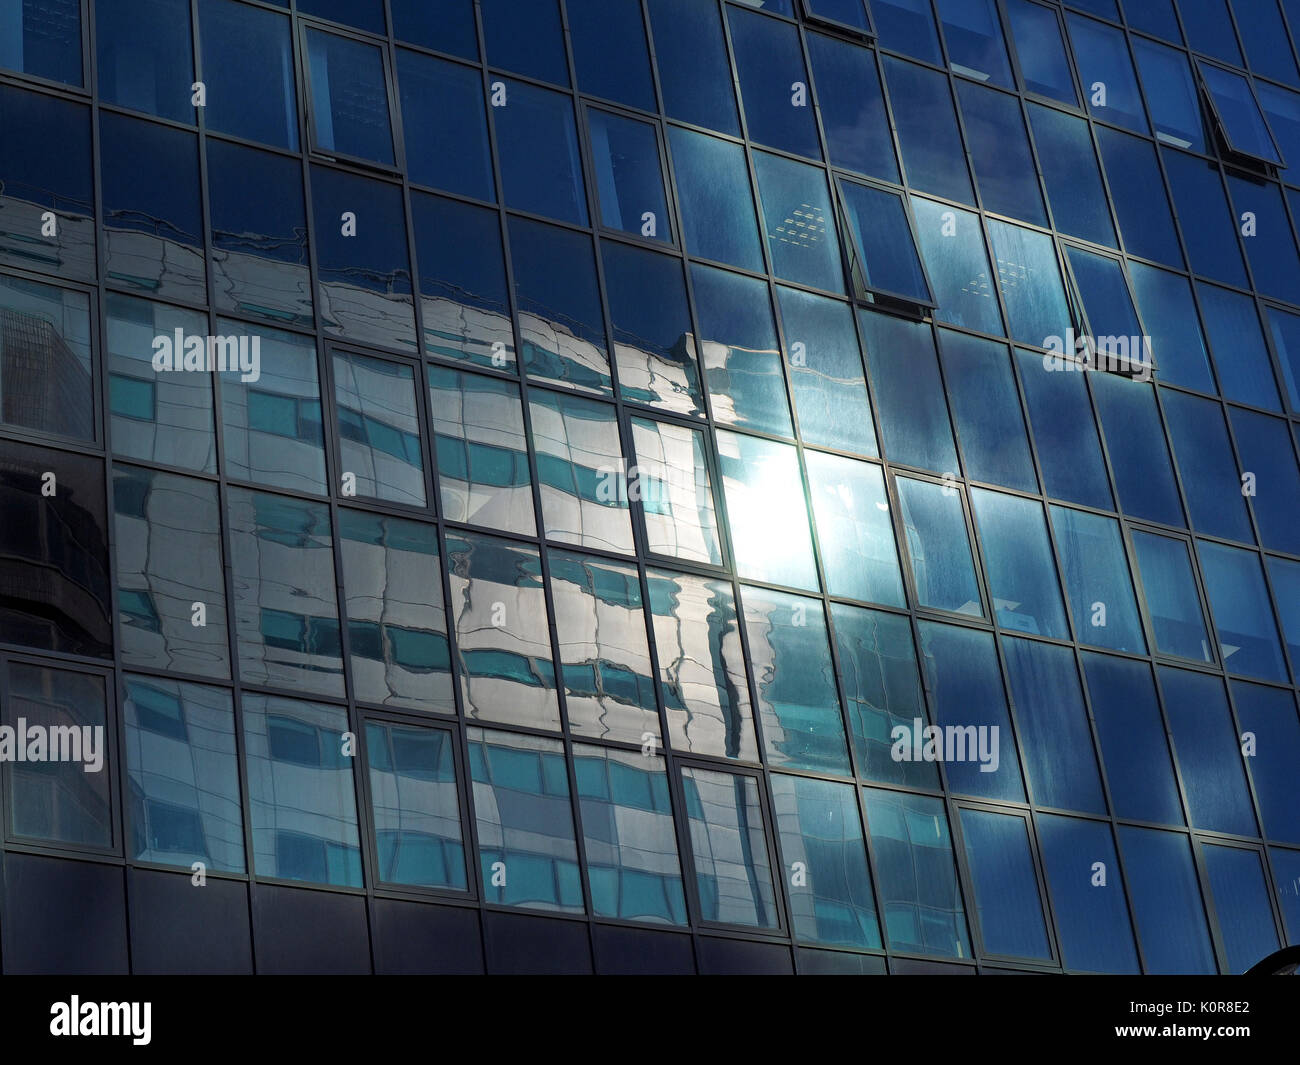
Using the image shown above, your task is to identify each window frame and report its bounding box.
[579,101,678,249]
[1059,241,1155,378]
[798,0,877,39]
[1194,58,1288,167]
[834,174,937,311]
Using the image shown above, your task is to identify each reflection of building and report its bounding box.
[0,306,92,438]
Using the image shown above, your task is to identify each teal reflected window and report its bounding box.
[629,418,723,566]
[772,775,880,950]
[805,451,904,607]
[1118,825,1216,974]
[470,729,583,913]
[1197,540,1288,682]
[910,198,1002,336]
[588,109,671,243]
[1131,530,1212,662]
[971,489,1068,639]
[753,151,843,294]
[987,220,1071,350]
[958,809,1051,960]
[1090,374,1184,527]
[897,477,982,618]
[1050,506,1145,653]
[669,127,762,271]
[1233,682,1300,845]
[1203,844,1282,974]
[333,351,426,508]
[837,178,932,305]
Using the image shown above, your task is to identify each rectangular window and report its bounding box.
[1089,373,1185,526]
[910,198,1003,336]
[588,108,671,244]
[396,50,494,202]
[753,152,843,295]
[1118,825,1216,973]
[971,489,1069,638]
[1096,127,1183,268]
[1130,530,1213,663]
[1231,408,1300,554]
[1199,61,1284,165]
[568,0,654,110]
[1067,14,1147,133]
[935,0,1013,86]
[958,809,1051,960]
[837,178,932,306]
[1050,505,1145,653]
[390,0,477,59]
[97,0,193,123]
[493,80,587,226]
[1203,844,1282,974]
[480,0,567,86]
[199,0,298,148]
[1225,175,1300,305]
[646,0,739,135]
[802,0,873,34]
[0,0,82,84]
[806,34,897,182]
[1179,0,1242,65]
[884,57,974,204]
[333,350,426,507]
[729,6,821,159]
[1234,682,1300,845]
[806,451,905,606]
[957,81,1046,227]
[896,477,983,618]
[1006,0,1076,103]
[668,128,763,272]
[304,26,395,166]
[1129,263,1212,391]
[1134,38,1207,151]
[1162,390,1254,542]
[1028,104,1117,248]
[987,221,1072,351]
[1196,540,1288,681]
[629,417,722,566]
[873,0,941,65]
[1064,246,1148,374]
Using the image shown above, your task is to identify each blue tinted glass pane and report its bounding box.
[0,0,81,83]
[693,265,790,436]
[97,0,192,123]
[886,59,973,204]
[1198,540,1287,681]
[481,0,567,85]
[669,128,762,271]
[830,604,938,789]
[1232,409,1300,554]
[391,0,477,58]
[1258,82,1300,170]
[1029,103,1117,247]
[911,198,1003,335]
[959,810,1050,959]
[397,51,494,202]
[772,776,878,949]
[1204,845,1281,973]
[937,331,1037,493]
[1007,0,1077,103]
[1002,637,1106,813]
[957,82,1045,225]
[1269,306,1300,412]
[730,8,820,158]
[1269,556,1300,671]
[916,623,1021,800]
[1097,128,1183,268]
[1162,149,1247,287]
[1037,814,1139,972]
[1125,0,1182,40]
[1090,374,1184,526]
[1070,0,1119,14]
[806,35,898,182]
[1014,349,1113,509]
[935,0,1012,86]
[716,431,818,590]
[1135,39,1207,151]
[1162,665,1258,834]
[1178,0,1243,64]
[1234,681,1300,844]
[873,0,942,63]
[494,81,587,225]
[863,789,971,957]
[305,29,393,166]
[1130,264,1212,392]
[972,489,1069,638]
[1066,248,1143,350]
[1199,284,1279,409]
[1162,390,1253,542]
[589,109,670,242]
[1236,0,1299,83]
[1119,825,1216,973]
[742,590,850,774]
[1068,14,1147,132]
[806,0,870,30]
[859,311,958,473]
[753,152,842,293]
[1083,652,1183,825]
[806,452,904,605]
[775,286,875,455]
[898,480,983,618]
[1051,506,1145,653]
[647,0,739,134]
[298,0,383,33]
[839,180,931,303]
[1131,531,1212,661]
[1272,846,1300,943]
[1227,176,1300,303]
[567,0,654,110]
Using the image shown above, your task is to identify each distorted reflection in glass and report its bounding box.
[630,417,722,565]
[334,350,426,507]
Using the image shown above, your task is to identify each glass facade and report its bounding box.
[0,0,1298,977]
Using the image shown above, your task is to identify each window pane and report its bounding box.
[428,365,536,536]
[1130,263,1211,392]
[567,0,654,110]
[1237,0,1299,82]
[988,222,1071,351]
[0,439,111,658]
[1204,844,1281,973]
[334,351,425,507]
[1258,81,1300,167]
[5,664,109,847]
[1162,390,1252,542]
[1268,555,1300,673]
[549,550,659,745]
[446,533,560,728]
[806,34,898,182]
[957,82,1044,226]
[1002,636,1106,814]
[366,722,466,890]
[742,588,850,775]
[390,0,477,59]
[243,694,361,887]
[1050,506,1145,653]
[729,6,820,159]
[574,744,686,925]
[863,788,971,958]
[910,198,1003,336]
[1028,103,1117,248]
[1179,0,1242,64]
[1227,176,1300,304]
[481,0,567,85]
[470,728,582,913]
[493,80,587,225]
[806,451,905,606]
[1233,408,1300,554]
[630,417,722,566]
[1271,846,1300,944]
[1006,0,1077,103]
[305,29,393,166]
[971,489,1069,638]
[1037,814,1139,972]
[1199,62,1282,163]
[838,180,931,304]
[776,286,876,456]
[602,242,704,418]
[397,50,493,202]
[646,0,739,135]
[1234,682,1300,844]
[959,809,1051,959]
[935,0,1012,84]
[0,0,81,84]
[1097,127,1183,268]
[1068,14,1147,132]
[97,0,192,123]
[199,0,296,147]
[938,330,1037,493]
[772,775,879,949]
[647,569,758,761]
[589,110,670,243]
[1199,282,1279,410]
[1066,249,1143,368]
[1083,652,1183,825]
[1130,530,1212,662]
[311,167,416,351]
[885,59,973,204]
[717,431,817,590]
[1119,825,1216,973]
[805,0,871,30]
[1162,149,1247,288]
[1135,38,1207,151]
[114,466,229,678]
[681,767,777,928]
[1198,540,1288,681]
[1089,373,1185,526]
[753,152,843,294]
[693,265,791,436]
[669,128,762,272]
[1269,305,1300,412]
[1126,0,1182,40]
[898,477,982,618]
[339,510,453,713]
[299,0,382,33]
[873,0,942,64]
[125,677,244,873]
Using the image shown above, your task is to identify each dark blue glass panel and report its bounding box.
[1232,408,1300,554]
[1130,530,1212,662]
[972,490,1069,638]
[1269,555,1300,674]
[937,331,1037,493]
[858,310,957,474]
[885,57,973,204]
[1198,540,1288,681]
[1178,0,1243,65]
[589,109,670,242]
[1118,825,1216,974]
[1129,264,1212,392]
[1203,844,1282,974]
[1269,306,1300,412]
[1162,149,1247,287]
[1006,0,1077,103]
[1083,652,1183,825]
[1066,249,1143,362]
[397,50,494,202]
[567,0,654,110]
[1233,682,1300,844]
[305,29,394,166]
[1124,0,1182,40]
[839,181,930,305]
[988,221,1072,348]
[730,7,820,159]
[97,0,193,123]
[1089,374,1184,526]
[1069,14,1147,132]
[1037,814,1139,973]
[1028,103,1117,247]
[1070,0,1118,15]
[1160,666,1258,835]
[1198,284,1279,410]
[298,0,384,33]
[199,0,298,149]
[0,0,82,84]
[935,0,1012,86]
[1134,38,1207,151]
[1226,176,1300,303]
[910,198,1003,336]
[957,82,1045,226]
[1271,846,1300,944]
[493,80,587,225]
[806,34,898,182]
[1236,0,1299,83]
[804,0,871,31]
[752,152,843,294]
[1162,390,1253,543]
[1258,82,1300,168]
[872,0,942,64]
[1051,506,1145,653]
[1096,128,1182,269]
[646,0,739,134]
[481,0,567,85]
[391,0,477,59]
[958,809,1051,959]
[668,128,762,272]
